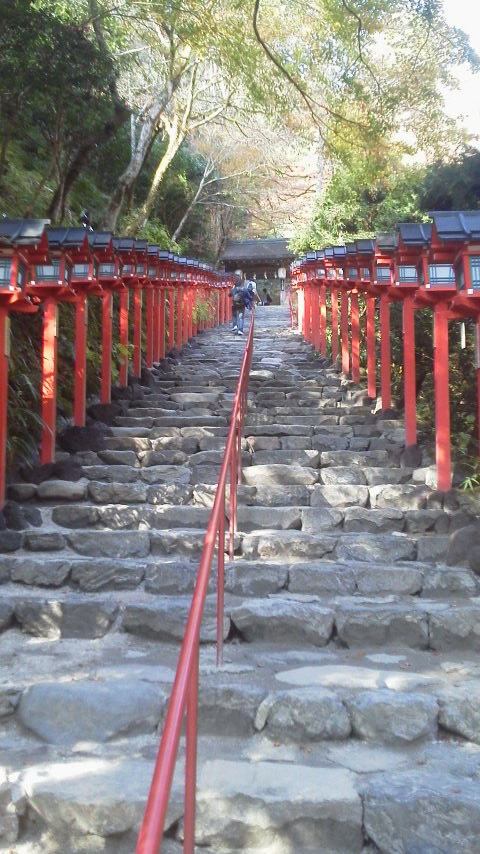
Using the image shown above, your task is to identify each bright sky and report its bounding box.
[442,0,480,140]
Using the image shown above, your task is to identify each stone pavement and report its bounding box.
[1,304,480,853]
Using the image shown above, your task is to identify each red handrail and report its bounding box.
[136,312,255,854]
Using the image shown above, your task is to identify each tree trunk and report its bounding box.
[130,125,186,232]
[101,98,174,232]
[172,167,208,242]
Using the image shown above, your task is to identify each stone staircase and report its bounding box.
[1,306,480,854]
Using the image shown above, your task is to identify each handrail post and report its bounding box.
[434,301,451,490]
[40,296,58,464]
[146,286,154,368]
[168,288,175,351]
[366,294,376,398]
[133,287,143,377]
[183,644,199,854]
[176,286,183,349]
[351,290,360,383]
[331,288,339,361]
[319,283,327,355]
[101,289,113,403]
[119,288,129,387]
[74,292,88,424]
[0,308,9,509]
[159,289,166,360]
[341,289,350,375]
[403,295,417,446]
[380,292,391,409]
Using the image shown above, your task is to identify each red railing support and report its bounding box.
[331,288,339,361]
[351,290,360,383]
[434,301,451,490]
[319,283,327,355]
[176,287,183,349]
[74,293,88,425]
[133,287,143,377]
[101,290,113,404]
[40,296,58,464]
[380,292,391,410]
[146,287,154,368]
[159,290,166,360]
[366,294,376,398]
[341,289,350,375]
[403,295,417,446]
[119,288,129,387]
[0,308,9,508]
[168,288,175,351]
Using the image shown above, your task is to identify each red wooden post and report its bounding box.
[153,288,160,364]
[188,287,194,339]
[477,318,480,455]
[74,293,88,425]
[331,289,339,361]
[168,288,175,351]
[0,308,9,508]
[379,292,391,410]
[304,285,312,342]
[119,289,129,387]
[319,283,327,355]
[101,290,113,404]
[183,288,190,343]
[192,289,198,337]
[403,295,417,446]
[146,287,154,368]
[176,287,183,348]
[159,289,166,360]
[341,289,350,374]
[41,297,58,464]
[351,290,360,383]
[433,301,451,490]
[133,287,142,377]
[298,288,305,336]
[366,295,376,398]
[311,285,320,351]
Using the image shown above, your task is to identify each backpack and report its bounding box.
[231,285,245,306]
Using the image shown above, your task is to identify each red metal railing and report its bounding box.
[135,312,255,854]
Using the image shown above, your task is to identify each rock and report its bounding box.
[195,760,363,852]
[242,465,319,486]
[253,450,321,467]
[438,683,480,743]
[335,534,416,563]
[22,758,183,837]
[364,770,480,854]
[289,562,356,595]
[447,522,480,567]
[311,484,369,508]
[242,531,337,561]
[335,601,429,649]
[355,564,423,596]
[24,532,66,551]
[20,458,84,484]
[123,596,228,643]
[225,561,288,596]
[2,500,40,529]
[71,560,145,591]
[67,531,150,558]
[255,687,351,741]
[0,531,22,552]
[230,598,334,645]
[18,681,165,745]
[469,545,480,575]
[347,690,438,743]
[0,687,20,717]
[83,465,138,484]
[87,402,127,424]
[0,602,13,631]
[140,465,191,485]
[98,449,138,467]
[15,598,118,638]
[343,507,404,534]
[301,507,343,533]
[88,481,148,504]
[6,483,37,501]
[401,444,423,467]
[10,558,71,586]
[369,484,429,510]
[199,684,265,735]
[320,466,367,485]
[37,480,87,501]
[237,506,302,531]
[145,561,205,594]
[147,484,193,505]
[52,505,98,528]
[428,606,480,651]
[58,424,112,453]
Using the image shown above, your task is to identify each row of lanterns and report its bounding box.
[0,219,234,507]
[291,210,480,491]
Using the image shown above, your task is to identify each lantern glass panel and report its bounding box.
[148,266,157,277]
[361,267,370,278]
[456,263,465,290]
[99,262,115,276]
[428,264,455,285]
[398,265,418,283]
[316,267,325,277]
[35,261,60,282]
[17,262,26,287]
[137,264,145,274]
[327,269,336,279]
[65,264,71,283]
[469,257,480,290]
[122,264,133,275]
[73,263,90,278]
[376,264,391,282]
[0,260,12,286]
[348,267,358,278]
[337,267,344,277]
